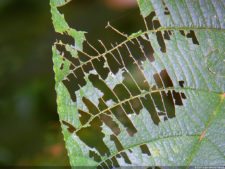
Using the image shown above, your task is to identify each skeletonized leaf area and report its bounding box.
[51,0,225,167]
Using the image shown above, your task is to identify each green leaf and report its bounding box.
[51,0,225,167]
[137,0,153,17]
[50,0,71,7]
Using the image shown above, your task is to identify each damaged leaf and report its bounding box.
[51,0,225,167]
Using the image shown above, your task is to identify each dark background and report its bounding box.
[0,0,141,166]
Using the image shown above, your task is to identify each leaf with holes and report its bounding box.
[51,0,225,167]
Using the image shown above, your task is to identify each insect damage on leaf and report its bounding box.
[54,7,187,167]
[51,0,225,167]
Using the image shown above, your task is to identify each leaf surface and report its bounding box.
[51,0,225,167]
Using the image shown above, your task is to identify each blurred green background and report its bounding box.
[0,0,140,166]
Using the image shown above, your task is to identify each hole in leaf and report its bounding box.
[144,11,156,30]
[113,83,131,101]
[89,74,118,102]
[110,135,124,151]
[111,106,137,136]
[120,152,131,164]
[186,30,199,45]
[111,157,120,168]
[62,120,76,133]
[100,114,121,135]
[89,150,102,162]
[140,144,151,156]
[105,53,123,74]
[83,97,100,115]
[92,56,110,80]
[105,159,113,169]
[164,7,170,15]
[153,20,166,53]
[77,117,110,156]
[79,109,91,125]
[141,94,160,125]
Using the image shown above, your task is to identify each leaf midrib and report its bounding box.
[74,87,223,133]
[56,27,225,80]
